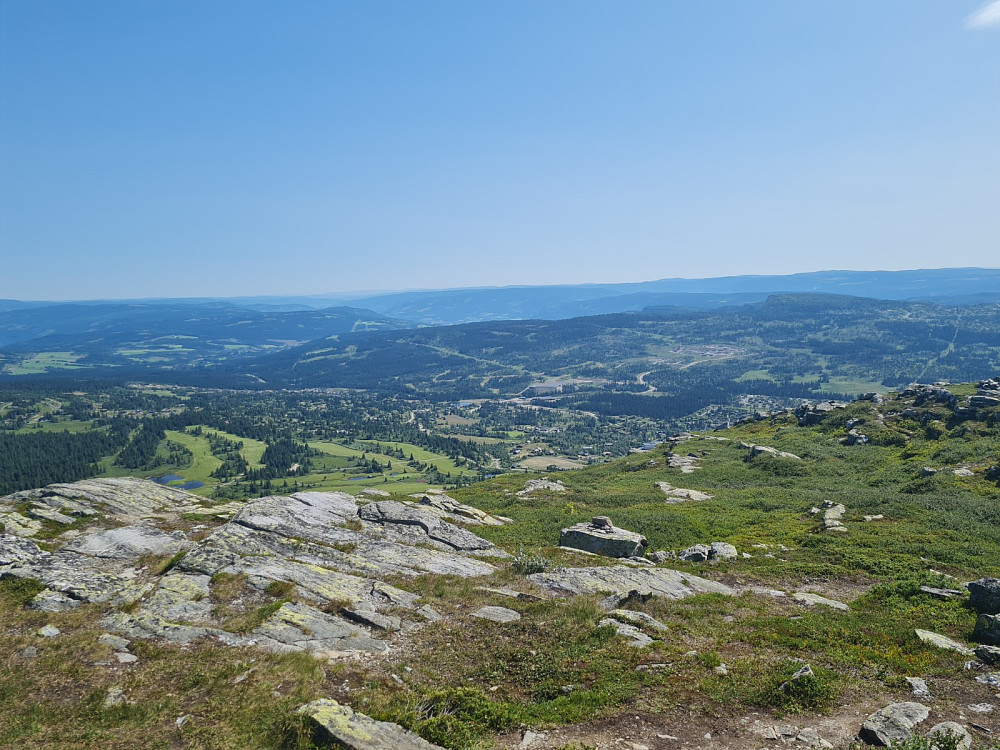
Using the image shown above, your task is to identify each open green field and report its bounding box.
[15,419,95,434]
[199,427,267,468]
[6,352,88,375]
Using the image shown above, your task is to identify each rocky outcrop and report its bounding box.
[654,482,713,503]
[0,480,508,659]
[559,517,647,558]
[529,565,733,600]
[517,479,566,497]
[741,443,802,460]
[297,699,445,749]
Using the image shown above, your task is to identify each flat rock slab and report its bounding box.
[792,592,848,611]
[297,698,445,749]
[915,628,974,655]
[529,566,733,600]
[859,702,929,746]
[63,525,191,560]
[654,483,713,503]
[358,501,508,556]
[471,606,521,623]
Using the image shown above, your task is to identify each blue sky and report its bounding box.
[1,1,998,300]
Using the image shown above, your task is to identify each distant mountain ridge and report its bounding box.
[7,267,999,326]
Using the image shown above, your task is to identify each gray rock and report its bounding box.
[974,614,1000,646]
[920,467,938,478]
[610,609,669,633]
[559,517,647,558]
[517,479,566,497]
[859,702,930,746]
[471,606,521,623]
[359,501,508,556]
[969,578,1000,614]
[916,628,974,654]
[297,698,446,749]
[679,544,710,562]
[98,633,131,650]
[103,686,126,707]
[62,525,191,560]
[37,625,60,638]
[926,722,972,750]
[530,565,733,600]
[650,550,675,563]
[975,644,1000,664]
[598,617,654,647]
[905,677,931,698]
[249,602,387,654]
[28,588,81,612]
[114,652,138,664]
[709,542,738,560]
[19,646,38,658]
[654,482,713,503]
[792,592,848,611]
[341,607,401,632]
[968,703,994,714]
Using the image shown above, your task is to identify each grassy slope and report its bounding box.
[5,386,1000,748]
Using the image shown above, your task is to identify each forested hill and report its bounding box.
[216,293,1000,401]
[0,302,406,371]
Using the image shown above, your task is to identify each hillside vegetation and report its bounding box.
[3,380,1000,748]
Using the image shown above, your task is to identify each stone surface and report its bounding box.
[559,517,647,558]
[530,565,733,600]
[905,677,931,698]
[62,525,191,560]
[859,702,930,746]
[610,609,669,633]
[37,625,60,637]
[471,606,521,623]
[915,628,974,654]
[975,644,1000,665]
[968,578,1000,614]
[679,544,710,562]
[28,588,81,612]
[517,479,566,496]
[598,617,653,647]
[297,698,446,749]
[792,592,848,611]
[709,542,738,560]
[98,633,131,650]
[654,482,713,503]
[926,722,972,750]
[974,613,1000,646]
[358,501,508,556]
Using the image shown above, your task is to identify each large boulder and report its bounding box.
[859,702,929,746]
[559,517,647,558]
[968,578,1000,614]
[297,699,445,749]
[974,614,1000,645]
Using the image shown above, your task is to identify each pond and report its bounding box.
[152,475,204,491]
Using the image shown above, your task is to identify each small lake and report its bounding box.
[153,474,184,484]
[153,475,204,491]
[348,476,368,481]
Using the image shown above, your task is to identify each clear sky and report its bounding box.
[1,1,998,300]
